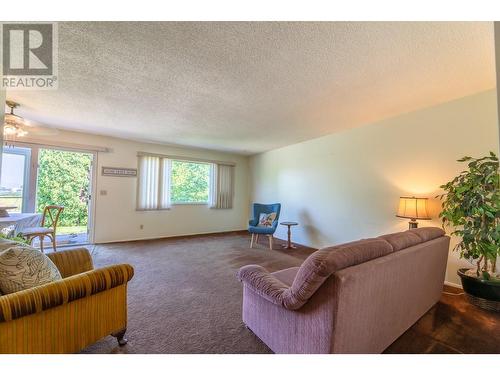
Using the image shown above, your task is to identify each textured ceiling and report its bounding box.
[6,22,496,155]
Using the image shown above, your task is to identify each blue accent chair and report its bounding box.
[248,203,281,250]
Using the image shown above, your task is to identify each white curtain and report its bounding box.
[137,155,160,210]
[212,164,234,209]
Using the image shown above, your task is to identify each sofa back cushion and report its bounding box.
[379,231,421,251]
[410,227,445,242]
[378,227,445,251]
[283,239,394,309]
[0,245,62,294]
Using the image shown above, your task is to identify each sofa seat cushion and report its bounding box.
[248,225,275,234]
[0,245,62,294]
[272,267,299,287]
[379,231,422,251]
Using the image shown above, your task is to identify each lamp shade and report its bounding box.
[396,196,431,220]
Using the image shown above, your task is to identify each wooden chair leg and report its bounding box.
[250,233,254,248]
[112,328,128,346]
[50,234,57,252]
[255,234,259,244]
[268,235,273,250]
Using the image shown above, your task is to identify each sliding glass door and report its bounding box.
[1,143,95,247]
[36,147,93,246]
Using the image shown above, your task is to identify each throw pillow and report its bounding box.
[258,212,276,227]
[0,238,18,252]
[0,245,62,294]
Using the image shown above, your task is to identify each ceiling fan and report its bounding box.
[3,100,60,144]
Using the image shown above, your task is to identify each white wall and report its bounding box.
[23,130,250,243]
[250,89,500,286]
[0,90,4,178]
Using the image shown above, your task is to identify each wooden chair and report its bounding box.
[21,205,64,253]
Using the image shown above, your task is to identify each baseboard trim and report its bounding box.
[272,235,318,251]
[444,281,463,289]
[93,230,318,251]
[94,229,248,245]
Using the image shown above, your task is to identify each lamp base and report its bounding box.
[408,220,418,230]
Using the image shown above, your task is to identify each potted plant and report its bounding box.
[438,152,499,311]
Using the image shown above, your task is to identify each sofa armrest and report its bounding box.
[47,248,94,278]
[237,265,290,307]
[249,219,258,227]
[0,263,134,323]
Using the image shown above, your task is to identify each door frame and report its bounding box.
[1,146,32,213]
[9,141,98,244]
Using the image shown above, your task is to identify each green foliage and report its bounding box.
[170,160,210,203]
[36,149,92,227]
[0,232,29,244]
[437,152,499,279]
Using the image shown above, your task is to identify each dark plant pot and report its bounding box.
[457,268,500,312]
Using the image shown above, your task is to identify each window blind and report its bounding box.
[137,155,160,210]
[211,164,234,209]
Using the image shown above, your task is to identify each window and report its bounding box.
[0,147,31,213]
[137,155,171,210]
[137,153,234,210]
[170,160,210,204]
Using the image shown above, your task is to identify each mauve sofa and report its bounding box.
[237,227,449,353]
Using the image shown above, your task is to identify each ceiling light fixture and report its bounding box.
[3,100,29,144]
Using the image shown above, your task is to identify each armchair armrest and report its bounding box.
[47,248,94,278]
[249,219,258,226]
[237,265,289,307]
[0,263,134,323]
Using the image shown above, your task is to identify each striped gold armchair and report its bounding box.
[0,247,134,354]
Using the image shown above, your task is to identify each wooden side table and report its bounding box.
[280,221,298,249]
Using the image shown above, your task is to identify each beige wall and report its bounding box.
[250,89,500,286]
[495,22,500,147]
[22,130,250,243]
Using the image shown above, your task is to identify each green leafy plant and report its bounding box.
[36,149,92,227]
[170,160,210,203]
[437,152,499,279]
[0,232,29,244]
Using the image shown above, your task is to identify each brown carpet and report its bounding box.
[80,232,500,354]
[81,232,314,354]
